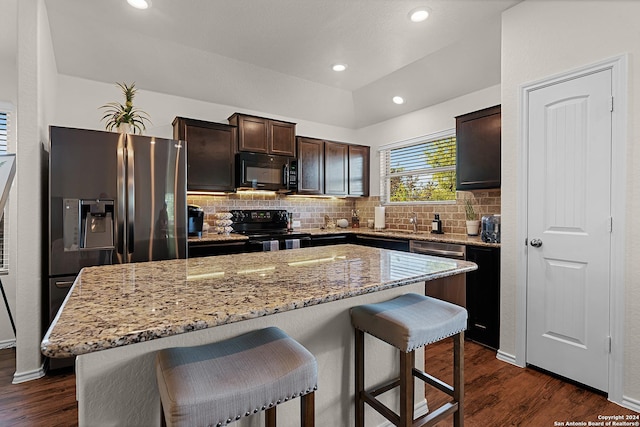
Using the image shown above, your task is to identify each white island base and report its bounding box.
[76,283,427,427]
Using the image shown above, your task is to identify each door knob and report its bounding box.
[530,239,543,248]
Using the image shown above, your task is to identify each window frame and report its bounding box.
[379,128,457,205]
[0,104,12,275]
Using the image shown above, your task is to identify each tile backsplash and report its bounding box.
[188,189,500,234]
[187,193,354,229]
[354,190,501,235]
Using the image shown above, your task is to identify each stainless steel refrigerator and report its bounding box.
[47,126,186,368]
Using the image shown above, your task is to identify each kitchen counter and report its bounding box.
[41,245,476,427]
[187,232,249,243]
[42,244,475,358]
[189,228,500,247]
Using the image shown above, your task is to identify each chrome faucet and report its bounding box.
[409,212,418,233]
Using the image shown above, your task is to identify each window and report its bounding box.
[0,109,10,274]
[379,129,456,204]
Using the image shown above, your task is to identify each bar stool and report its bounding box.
[155,326,317,427]
[350,293,467,427]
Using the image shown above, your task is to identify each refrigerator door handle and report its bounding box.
[116,135,127,258]
[127,138,135,260]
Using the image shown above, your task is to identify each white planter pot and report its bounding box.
[117,123,133,134]
[466,220,480,236]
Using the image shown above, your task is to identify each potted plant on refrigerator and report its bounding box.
[465,198,480,236]
[100,82,151,134]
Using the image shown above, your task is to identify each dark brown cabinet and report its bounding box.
[348,145,370,196]
[456,105,501,190]
[188,240,248,257]
[466,246,500,349]
[324,141,348,196]
[353,235,410,252]
[228,113,296,157]
[297,136,324,194]
[296,137,370,196]
[173,117,237,192]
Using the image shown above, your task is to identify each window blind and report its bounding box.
[380,131,456,203]
[0,110,10,274]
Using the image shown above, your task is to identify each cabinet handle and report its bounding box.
[55,281,74,289]
[474,323,487,330]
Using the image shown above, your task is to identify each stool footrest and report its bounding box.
[414,402,458,427]
[413,368,454,397]
[362,391,400,426]
[369,378,401,397]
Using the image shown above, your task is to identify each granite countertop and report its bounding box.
[41,244,476,358]
[189,228,500,248]
[188,232,248,243]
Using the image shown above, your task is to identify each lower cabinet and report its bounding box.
[352,235,410,252]
[188,240,248,257]
[309,233,353,247]
[465,246,500,349]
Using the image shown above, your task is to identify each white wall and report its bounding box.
[356,85,501,196]
[501,0,640,403]
[53,76,358,144]
[12,0,58,382]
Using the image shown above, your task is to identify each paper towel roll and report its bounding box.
[374,206,385,230]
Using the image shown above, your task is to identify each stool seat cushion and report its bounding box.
[350,293,468,352]
[156,326,317,427]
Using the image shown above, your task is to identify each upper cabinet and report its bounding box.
[348,144,370,197]
[297,136,324,195]
[173,117,237,192]
[324,141,349,196]
[228,113,296,157]
[296,136,370,197]
[455,105,501,191]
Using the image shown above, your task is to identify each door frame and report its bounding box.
[514,55,628,404]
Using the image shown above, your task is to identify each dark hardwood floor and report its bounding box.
[0,349,77,427]
[424,338,638,426]
[0,340,636,426]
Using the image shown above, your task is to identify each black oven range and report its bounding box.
[230,209,311,251]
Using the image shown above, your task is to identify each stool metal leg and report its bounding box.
[399,350,415,427]
[301,391,315,427]
[265,406,276,427]
[355,328,365,427]
[453,332,464,427]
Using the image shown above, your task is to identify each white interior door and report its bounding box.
[526,68,612,392]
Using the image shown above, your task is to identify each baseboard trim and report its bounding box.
[496,349,520,366]
[0,339,16,349]
[619,395,640,413]
[378,399,428,427]
[12,364,46,384]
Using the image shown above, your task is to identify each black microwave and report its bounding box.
[235,152,297,192]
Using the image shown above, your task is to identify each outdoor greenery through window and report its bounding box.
[380,130,456,203]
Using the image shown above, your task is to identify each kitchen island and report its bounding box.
[42,244,476,427]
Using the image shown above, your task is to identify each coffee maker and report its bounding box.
[481,214,501,243]
[187,205,204,237]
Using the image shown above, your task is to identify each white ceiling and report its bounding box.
[37,0,518,128]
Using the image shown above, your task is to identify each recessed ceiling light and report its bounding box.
[393,96,405,105]
[127,0,151,10]
[332,64,347,72]
[409,7,430,23]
